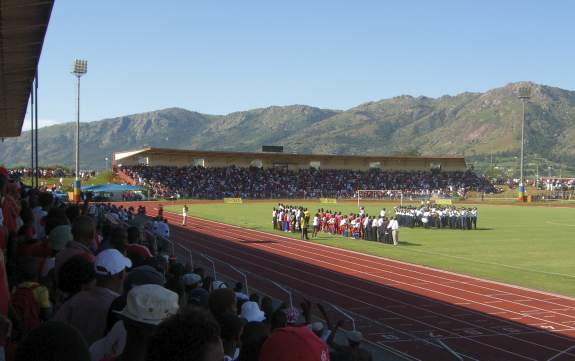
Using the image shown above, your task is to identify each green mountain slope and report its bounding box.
[1,82,574,172]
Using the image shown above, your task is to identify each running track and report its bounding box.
[132,203,575,360]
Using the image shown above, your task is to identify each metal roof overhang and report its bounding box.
[115,147,466,163]
[0,0,54,137]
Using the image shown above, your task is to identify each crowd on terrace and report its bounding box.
[122,165,496,199]
[7,168,70,178]
[0,167,372,361]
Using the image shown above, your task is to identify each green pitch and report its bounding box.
[166,201,575,297]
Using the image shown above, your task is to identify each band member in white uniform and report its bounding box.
[182,205,189,225]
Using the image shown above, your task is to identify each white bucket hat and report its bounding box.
[116,284,179,325]
[240,301,266,322]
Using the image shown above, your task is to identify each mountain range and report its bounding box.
[1,81,574,171]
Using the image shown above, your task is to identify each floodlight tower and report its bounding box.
[517,86,531,201]
[72,59,87,202]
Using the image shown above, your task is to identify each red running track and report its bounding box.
[141,204,575,360]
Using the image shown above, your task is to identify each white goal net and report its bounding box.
[355,189,439,207]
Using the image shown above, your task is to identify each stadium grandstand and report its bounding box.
[114,147,495,199]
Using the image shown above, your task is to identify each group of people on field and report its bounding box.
[272,205,400,246]
[394,205,478,230]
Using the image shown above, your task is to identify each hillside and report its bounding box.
[1,82,574,173]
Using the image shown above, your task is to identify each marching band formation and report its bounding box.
[394,205,478,230]
[272,203,480,247]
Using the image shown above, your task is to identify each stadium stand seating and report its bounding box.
[122,165,496,199]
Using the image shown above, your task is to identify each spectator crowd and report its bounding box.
[0,166,372,361]
[122,165,496,200]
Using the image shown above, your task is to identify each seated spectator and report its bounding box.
[234,282,249,302]
[108,226,128,254]
[42,224,73,283]
[125,226,152,268]
[31,192,54,240]
[240,302,266,323]
[92,284,179,361]
[218,313,245,361]
[53,249,131,344]
[106,265,166,333]
[15,321,90,361]
[237,321,269,361]
[11,257,51,338]
[55,216,97,279]
[57,255,96,302]
[259,325,329,361]
[326,323,372,361]
[146,307,223,361]
[209,288,237,320]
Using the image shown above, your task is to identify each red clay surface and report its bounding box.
[122,202,575,360]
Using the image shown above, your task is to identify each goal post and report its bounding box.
[355,189,446,208]
[355,190,405,208]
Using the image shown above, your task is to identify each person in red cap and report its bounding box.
[259,325,330,361]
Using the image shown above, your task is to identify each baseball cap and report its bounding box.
[259,326,330,361]
[95,249,132,276]
[116,284,179,325]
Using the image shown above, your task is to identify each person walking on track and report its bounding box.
[182,205,188,225]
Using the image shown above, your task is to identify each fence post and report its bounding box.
[200,253,217,281]
[271,281,293,308]
[331,304,356,331]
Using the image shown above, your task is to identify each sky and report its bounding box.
[32,0,575,127]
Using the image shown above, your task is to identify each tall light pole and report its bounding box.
[72,59,87,202]
[517,86,531,201]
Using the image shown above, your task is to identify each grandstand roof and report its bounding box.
[114,147,465,163]
[0,0,54,137]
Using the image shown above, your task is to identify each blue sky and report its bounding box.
[34,0,574,127]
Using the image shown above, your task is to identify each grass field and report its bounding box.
[21,170,116,191]
[166,201,575,297]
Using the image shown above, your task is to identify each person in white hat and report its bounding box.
[53,248,132,345]
[240,301,266,322]
[91,284,179,361]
